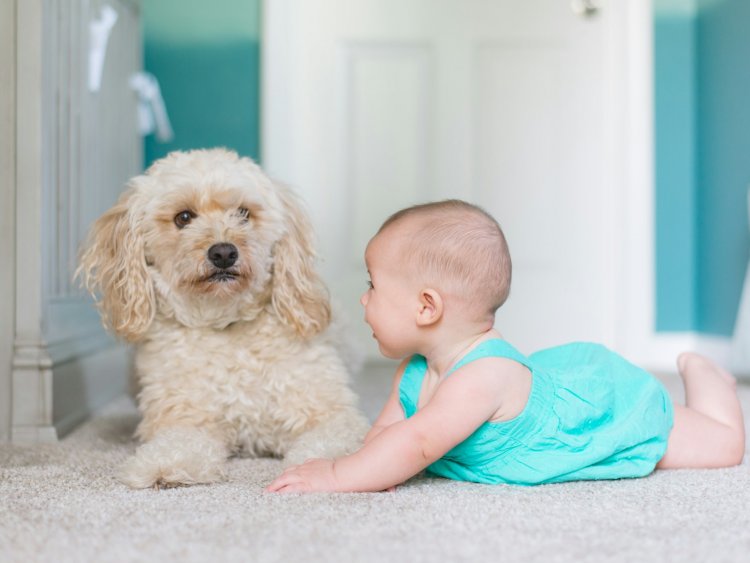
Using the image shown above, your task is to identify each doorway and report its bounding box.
[263,0,654,363]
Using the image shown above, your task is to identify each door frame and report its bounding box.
[605,0,730,369]
[0,0,16,442]
[262,0,690,370]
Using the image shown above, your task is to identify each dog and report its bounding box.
[77,148,369,489]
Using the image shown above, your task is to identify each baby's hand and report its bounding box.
[265,458,340,493]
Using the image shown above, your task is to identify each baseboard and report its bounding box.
[633,332,732,375]
[11,425,58,443]
[52,344,130,439]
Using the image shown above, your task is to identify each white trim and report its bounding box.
[260,0,298,178]
[730,199,750,379]
[637,332,732,373]
[0,0,16,443]
[12,339,57,443]
[610,1,735,376]
[12,0,55,443]
[601,0,631,352]
[612,0,667,369]
[624,0,657,363]
[599,0,623,351]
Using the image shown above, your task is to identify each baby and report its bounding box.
[267,200,746,492]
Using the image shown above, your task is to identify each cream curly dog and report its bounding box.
[78,148,369,489]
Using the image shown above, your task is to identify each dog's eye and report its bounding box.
[237,207,251,221]
[174,210,195,229]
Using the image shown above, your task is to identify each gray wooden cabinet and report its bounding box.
[1,0,142,442]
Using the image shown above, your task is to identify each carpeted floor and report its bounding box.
[1,367,749,563]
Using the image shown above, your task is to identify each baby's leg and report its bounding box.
[657,353,745,469]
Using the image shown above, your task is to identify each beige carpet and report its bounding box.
[1,369,749,563]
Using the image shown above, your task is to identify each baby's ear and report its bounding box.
[75,185,155,342]
[416,289,443,327]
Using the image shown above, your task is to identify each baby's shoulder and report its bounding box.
[441,355,531,422]
[449,354,530,388]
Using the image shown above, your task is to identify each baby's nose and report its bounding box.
[360,292,368,306]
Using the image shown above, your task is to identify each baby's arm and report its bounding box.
[363,359,408,445]
[267,358,506,492]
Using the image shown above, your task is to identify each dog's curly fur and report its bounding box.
[77,148,369,489]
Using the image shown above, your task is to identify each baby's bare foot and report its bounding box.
[677,352,737,389]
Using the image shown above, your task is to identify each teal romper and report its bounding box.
[399,340,674,485]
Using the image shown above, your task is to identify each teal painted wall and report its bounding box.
[142,0,261,168]
[654,0,750,336]
[695,0,750,336]
[654,1,698,331]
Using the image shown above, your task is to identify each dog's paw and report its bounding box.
[119,427,229,489]
[152,478,190,491]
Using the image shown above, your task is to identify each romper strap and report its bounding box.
[446,339,532,377]
[399,340,532,419]
[399,355,427,418]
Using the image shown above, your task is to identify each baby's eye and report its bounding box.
[366,279,374,290]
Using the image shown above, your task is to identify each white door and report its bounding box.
[264,0,623,360]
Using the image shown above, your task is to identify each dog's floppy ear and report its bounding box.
[271,185,331,339]
[76,185,155,342]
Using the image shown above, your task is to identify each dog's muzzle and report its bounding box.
[204,243,241,283]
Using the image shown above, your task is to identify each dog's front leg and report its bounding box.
[119,426,229,489]
[283,408,370,467]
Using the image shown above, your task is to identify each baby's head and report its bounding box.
[370,200,511,322]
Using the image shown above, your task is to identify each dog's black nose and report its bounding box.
[208,243,239,269]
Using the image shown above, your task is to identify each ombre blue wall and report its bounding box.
[654,0,750,336]
[654,0,698,331]
[695,0,750,335]
[142,0,261,167]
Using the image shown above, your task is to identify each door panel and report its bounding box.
[264,0,615,359]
